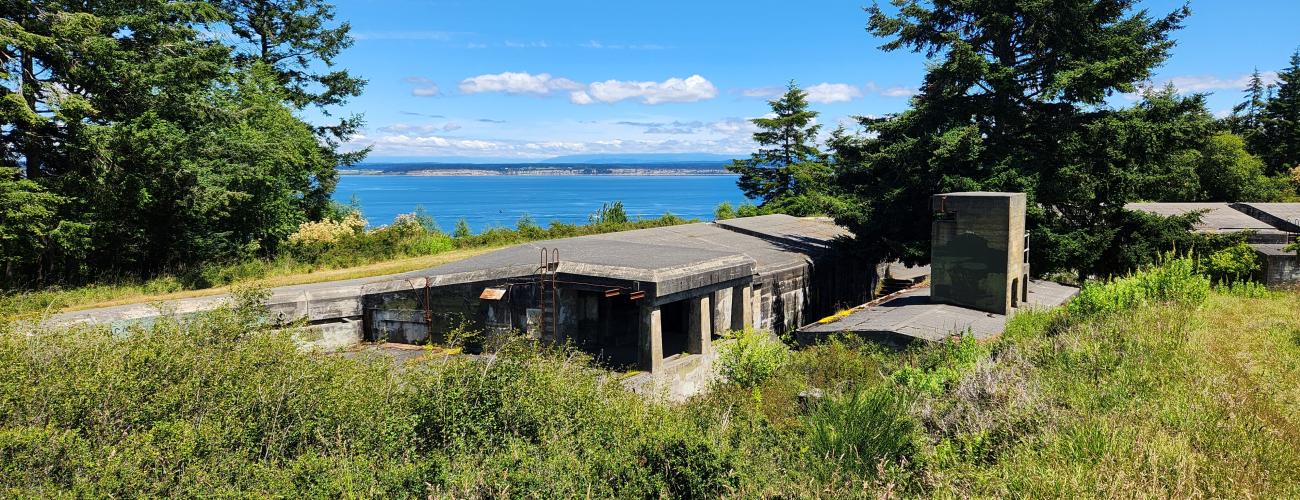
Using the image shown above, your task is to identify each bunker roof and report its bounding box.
[1125,202,1278,232]
[418,214,850,288]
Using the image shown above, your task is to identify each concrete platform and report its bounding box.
[800,280,1077,344]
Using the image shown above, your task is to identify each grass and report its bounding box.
[3,260,1300,496]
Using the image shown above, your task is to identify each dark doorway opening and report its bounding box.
[660,300,689,359]
[571,292,640,370]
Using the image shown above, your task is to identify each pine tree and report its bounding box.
[1259,50,1300,174]
[727,81,830,215]
[1229,69,1270,142]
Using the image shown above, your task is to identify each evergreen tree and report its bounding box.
[218,0,371,217]
[1259,50,1300,174]
[835,0,1192,277]
[0,1,361,285]
[728,81,838,216]
[1229,69,1270,142]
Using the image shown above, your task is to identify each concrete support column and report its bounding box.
[638,305,663,373]
[688,294,712,355]
[732,284,753,331]
[712,288,732,335]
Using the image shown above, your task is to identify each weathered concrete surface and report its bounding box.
[36,215,871,373]
[622,350,717,402]
[1230,203,1300,234]
[1251,244,1300,286]
[1127,202,1290,243]
[930,192,1027,315]
[800,280,1078,344]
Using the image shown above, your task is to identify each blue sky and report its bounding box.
[324,0,1300,162]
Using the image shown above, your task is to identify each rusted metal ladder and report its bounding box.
[536,248,560,340]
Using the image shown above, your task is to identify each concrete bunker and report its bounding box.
[360,215,872,377]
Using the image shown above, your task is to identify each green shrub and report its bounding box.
[891,333,986,395]
[1201,241,1260,284]
[638,433,737,498]
[805,386,920,475]
[717,328,790,388]
[1221,280,1274,298]
[714,201,736,220]
[1068,255,1210,317]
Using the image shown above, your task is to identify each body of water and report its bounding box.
[332,175,750,232]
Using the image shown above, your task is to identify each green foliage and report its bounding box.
[728,82,838,216]
[1067,255,1210,318]
[805,386,920,475]
[6,260,1300,496]
[1256,50,1300,174]
[0,168,61,283]
[1201,242,1261,284]
[714,201,736,220]
[452,218,472,238]
[590,201,629,225]
[1,0,363,287]
[714,201,766,221]
[735,202,763,218]
[717,328,790,389]
[891,334,987,396]
[834,0,1215,277]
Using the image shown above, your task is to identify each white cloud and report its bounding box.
[460,72,718,105]
[354,31,456,41]
[741,82,917,101]
[1161,71,1280,93]
[580,40,666,50]
[569,91,594,104]
[502,40,549,48]
[583,75,718,104]
[880,85,918,97]
[458,72,583,95]
[352,114,761,159]
[403,77,440,97]
[804,83,863,103]
[738,86,783,98]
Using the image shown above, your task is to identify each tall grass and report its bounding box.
[4,259,1299,496]
[1067,254,1210,317]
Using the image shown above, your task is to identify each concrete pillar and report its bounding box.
[712,288,732,335]
[732,284,753,331]
[638,305,663,373]
[688,294,712,355]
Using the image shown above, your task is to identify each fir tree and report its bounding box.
[728,81,835,216]
[1259,50,1300,174]
[1229,69,1270,142]
[835,0,1195,277]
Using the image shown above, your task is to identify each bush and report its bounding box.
[714,202,736,220]
[1068,255,1210,318]
[805,386,920,475]
[716,328,790,389]
[1201,241,1260,284]
[638,433,737,498]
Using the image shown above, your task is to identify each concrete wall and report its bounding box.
[930,193,1026,315]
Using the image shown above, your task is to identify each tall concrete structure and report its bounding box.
[930,192,1027,315]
